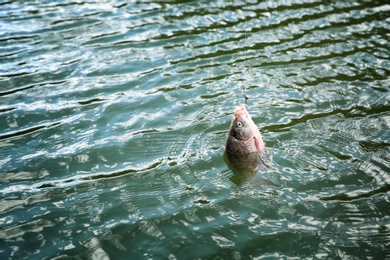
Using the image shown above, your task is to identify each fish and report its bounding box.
[225,106,269,184]
[225,106,266,154]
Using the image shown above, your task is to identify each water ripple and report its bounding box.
[1,0,390,259]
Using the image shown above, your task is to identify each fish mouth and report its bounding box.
[234,106,249,122]
[234,106,248,115]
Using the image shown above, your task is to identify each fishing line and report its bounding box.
[242,0,249,105]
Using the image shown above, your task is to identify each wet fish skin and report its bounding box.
[225,106,265,154]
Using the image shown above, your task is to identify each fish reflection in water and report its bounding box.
[224,150,271,185]
[224,106,272,185]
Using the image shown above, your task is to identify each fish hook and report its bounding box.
[243,83,249,105]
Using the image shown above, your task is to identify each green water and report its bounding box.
[1,0,389,259]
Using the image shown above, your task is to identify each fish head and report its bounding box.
[229,106,255,141]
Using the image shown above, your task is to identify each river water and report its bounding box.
[1,0,389,259]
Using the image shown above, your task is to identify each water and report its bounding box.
[1,0,389,258]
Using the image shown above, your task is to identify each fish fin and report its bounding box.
[254,136,261,151]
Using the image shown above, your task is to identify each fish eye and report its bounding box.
[236,121,243,127]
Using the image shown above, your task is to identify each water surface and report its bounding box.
[1,0,390,259]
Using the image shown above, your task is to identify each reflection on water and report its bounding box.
[225,151,260,184]
[1,0,390,258]
[224,151,272,186]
